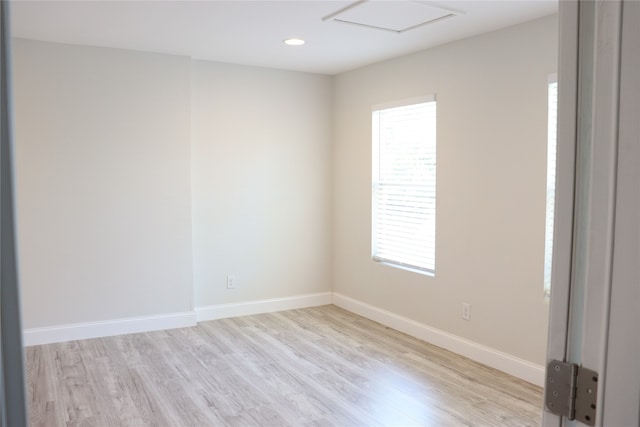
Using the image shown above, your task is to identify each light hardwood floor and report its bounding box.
[26,305,543,426]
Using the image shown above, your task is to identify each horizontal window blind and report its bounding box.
[543,80,558,299]
[372,98,436,274]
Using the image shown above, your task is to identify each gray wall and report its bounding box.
[13,39,334,330]
[14,40,193,328]
[190,60,333,308]
[332,15,558,365]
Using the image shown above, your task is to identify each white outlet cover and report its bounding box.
[462,303,471,320]
[226,274,236,289]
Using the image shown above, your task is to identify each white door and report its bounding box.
[543,1,640,426]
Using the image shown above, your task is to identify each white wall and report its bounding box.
[14,40,193,328]
[13,39,333,333]
[332,15,558,366]
[191,61,333,309]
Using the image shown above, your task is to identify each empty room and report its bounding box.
[8,0,636,426]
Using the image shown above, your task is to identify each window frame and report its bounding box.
[371,95,437,276]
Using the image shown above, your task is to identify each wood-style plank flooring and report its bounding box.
[26,305,543,426]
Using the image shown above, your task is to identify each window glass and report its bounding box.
[372,97,436,274]
[544,80,558,299]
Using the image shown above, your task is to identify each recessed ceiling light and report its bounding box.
[284,38,305,46]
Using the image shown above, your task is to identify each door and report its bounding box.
[543,1,640,426]
[599,2,640,425]
[1,1,28,425]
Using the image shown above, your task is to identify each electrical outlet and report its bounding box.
[462,303,471,321]
[226,274,236,289]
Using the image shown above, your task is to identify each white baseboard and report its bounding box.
[23,311,197,347]
[23,291,543,388]
[196,292,332,322]
[332,293,545,387]
[23,292,332,346]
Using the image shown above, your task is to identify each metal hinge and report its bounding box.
[545,360,599,426]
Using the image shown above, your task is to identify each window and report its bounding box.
[543,78,558,299]
[372,96,436,274]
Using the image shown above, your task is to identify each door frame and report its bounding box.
[543,1,639,426]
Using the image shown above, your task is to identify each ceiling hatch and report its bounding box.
[323,1,463,33]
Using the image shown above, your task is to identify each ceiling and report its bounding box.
[10,0,558,76]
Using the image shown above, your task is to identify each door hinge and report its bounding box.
[545,360,598,426]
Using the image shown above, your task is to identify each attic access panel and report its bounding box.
[323,1,463,33]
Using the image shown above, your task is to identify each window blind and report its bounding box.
[543,80,558,298]
[372,98,436,274]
